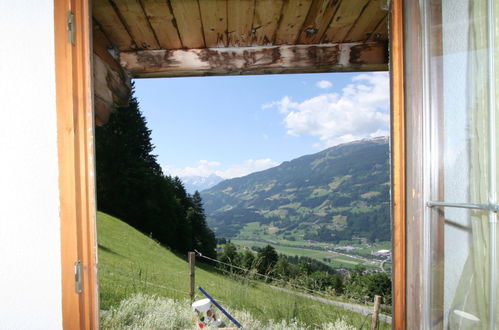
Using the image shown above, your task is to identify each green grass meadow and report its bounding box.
[97,212,389,328]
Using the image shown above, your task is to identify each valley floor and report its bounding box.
[231,238,391,271]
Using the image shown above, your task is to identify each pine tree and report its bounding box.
[95,87,216,254]
[256,245,278,275]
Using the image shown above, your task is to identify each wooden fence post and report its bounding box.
[189,252,195,301]
[371,295,381,330]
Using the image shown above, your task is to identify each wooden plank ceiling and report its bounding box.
[93,0,389,77]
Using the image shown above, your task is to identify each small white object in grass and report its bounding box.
[453,310,480,322]
[192,298,212,313]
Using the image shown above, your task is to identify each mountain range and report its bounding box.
[201,137,390,243]
[181,174,224,193]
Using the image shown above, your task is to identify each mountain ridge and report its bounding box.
[201,137,390,243]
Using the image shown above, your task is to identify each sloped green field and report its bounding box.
[97,212,387,328]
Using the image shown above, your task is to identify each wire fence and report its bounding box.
[100,251,391,325]
[193,250,392,325]
[100,267,191,296]
[194,249,347,301]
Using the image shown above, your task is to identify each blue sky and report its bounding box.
[134,72,389,179]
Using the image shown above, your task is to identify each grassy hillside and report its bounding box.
[97,212,388,328]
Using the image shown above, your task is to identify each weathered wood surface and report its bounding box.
[92,0,388,52]
[142,0,183,49]
[93,0,134,50]
[227,0,255,47]
[170,0,205,48]
[321,0,370,43]
[274,0,313,45]
[93,17,131,125]
[297,0,341,44]
[120,42,387,78]
[252,0,283,45]
[343,0,387,43]
[93,23,123,73]
[93,54,131,125]
[199,0,227,47]
[112,0,160,49]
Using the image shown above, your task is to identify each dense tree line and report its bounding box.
[95,89,216,258]
[217,243,391,304]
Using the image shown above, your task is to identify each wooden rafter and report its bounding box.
[120,42,388,78]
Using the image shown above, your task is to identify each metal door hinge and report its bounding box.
[74,260,82,293]
[67,11,75,45]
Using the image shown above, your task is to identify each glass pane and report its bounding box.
[426,0,499,328]
[430,0,491,206]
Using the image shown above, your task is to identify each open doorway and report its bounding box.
[95,72,392,329]
[54,0,407,328]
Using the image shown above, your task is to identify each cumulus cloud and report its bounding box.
[163,158,279,180]
[265,72,389,148]
[316,80,333,89]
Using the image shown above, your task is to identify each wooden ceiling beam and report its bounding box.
[119,42,387,78]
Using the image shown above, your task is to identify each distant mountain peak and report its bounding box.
[329,136,388,148]
[181,174,224,194]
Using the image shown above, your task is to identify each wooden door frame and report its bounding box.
[54,0,407,328]
[390,0,406,328]
[55,0,99,328]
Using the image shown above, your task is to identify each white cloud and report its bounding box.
[163,158,279,180]
[316,80,333,89]
[215,159,278,179]
[266,72,389,148]
[163,160,221,178]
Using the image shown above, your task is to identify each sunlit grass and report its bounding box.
[98,212,389,329]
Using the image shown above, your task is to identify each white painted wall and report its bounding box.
[0,1,62,329]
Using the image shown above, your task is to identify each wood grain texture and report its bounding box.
[349,42,387,65]
[120,42,387,77]
[199,0,228,47]
[93,23,123,72]
[93,54,131,125]
[95,0,391,51]
[367,14,388,42]
[141,0,183,49]
[227,0,256,46]
[274,0,313,45]
[252,0,283,45]
[56,0,99,328]
[296,0,341,44]
[55,1,81,327]
[343,0,387,42]
[322,0,370,43]
[93,0,134,50]
[170,0,205,48]
[390,0,406,328]
[112,0,160,49]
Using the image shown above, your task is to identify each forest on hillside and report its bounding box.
[95,86,216,258]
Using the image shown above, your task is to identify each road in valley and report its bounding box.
[270,285,392,325]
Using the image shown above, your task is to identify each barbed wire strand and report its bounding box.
[104,271,191,296]
[101,266,232,304]
[194,249,342,301]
